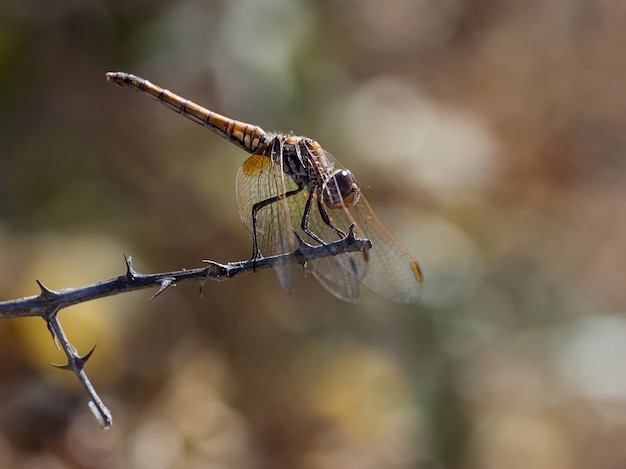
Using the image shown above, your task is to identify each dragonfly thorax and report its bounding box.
[269,135,332,191]
[269,135,361,209]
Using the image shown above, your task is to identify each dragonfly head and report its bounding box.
[323,169,361,208]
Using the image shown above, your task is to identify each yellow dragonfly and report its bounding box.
[106,72,423,304]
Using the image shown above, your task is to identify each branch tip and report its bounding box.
[89,400,113,428]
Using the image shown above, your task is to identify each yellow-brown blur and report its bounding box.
[1,1,625,468]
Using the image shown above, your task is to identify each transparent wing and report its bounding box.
[284,189,363,303]
[301,150,423,304]
[237,148,423,304]
[309,256,362,303]
[236,153,298,293]
[339,196,423,304]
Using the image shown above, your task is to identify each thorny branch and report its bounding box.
[0,226,371,428]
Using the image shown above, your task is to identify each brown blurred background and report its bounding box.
[1,0,626,468]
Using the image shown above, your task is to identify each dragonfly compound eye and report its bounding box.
[323,169,361,208]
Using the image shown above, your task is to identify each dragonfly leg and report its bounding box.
[315,196,361,278]
[300,192,346,245]
[301,192,360,279]
[300,191,325,244]
[315,195,346,238]
[250,187,303,259]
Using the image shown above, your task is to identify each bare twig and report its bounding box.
[0,226,371,427]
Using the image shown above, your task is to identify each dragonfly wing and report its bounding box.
[309,256,361,303]
[285,188,364,302]
[237,148,422,304]
[342,197,423,304]
[303,149,422,304]
[236,153,298,293]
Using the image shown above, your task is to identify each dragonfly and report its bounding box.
[106,72,423,304]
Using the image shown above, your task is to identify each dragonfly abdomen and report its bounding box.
[105,72,269,154]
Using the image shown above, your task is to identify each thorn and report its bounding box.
[124,254,137,280]
[50,344,96,371]
[150,277,175,299]
[291,228,306,247]
[36,280,57,298]
[51,361,72,370]
[79,344,97,366]
[347,224,358,241]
